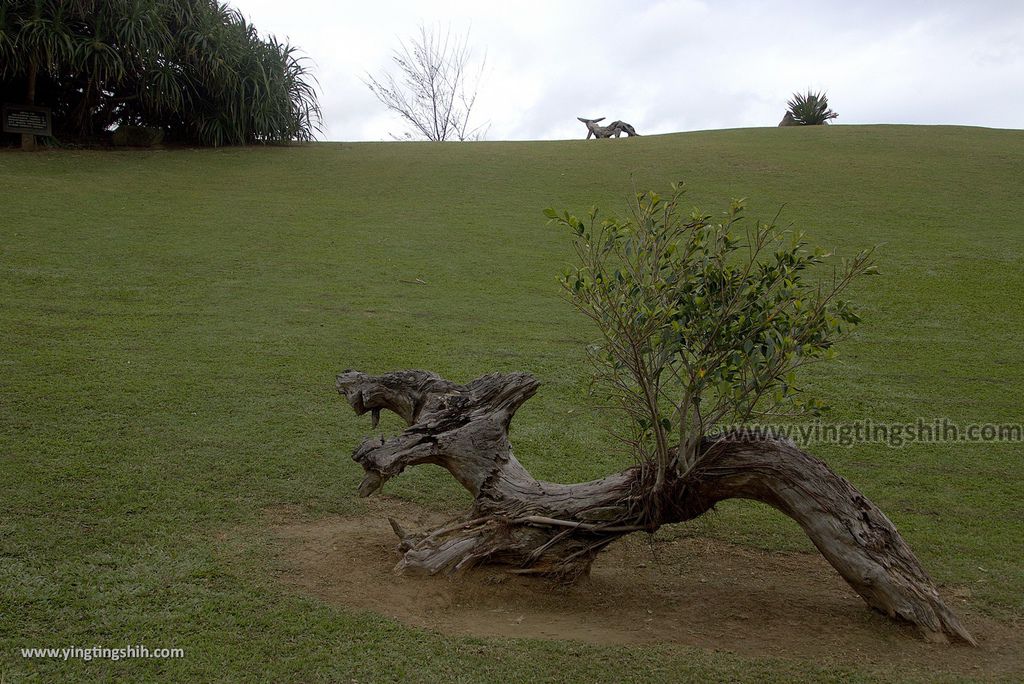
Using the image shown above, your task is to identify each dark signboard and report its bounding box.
[2,104,52,136]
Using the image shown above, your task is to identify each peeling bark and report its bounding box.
[336,369,975,645]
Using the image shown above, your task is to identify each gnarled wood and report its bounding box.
[577,116,640,139]
[336,369,975,645]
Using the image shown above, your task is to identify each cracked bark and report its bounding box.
[336,369,975,645]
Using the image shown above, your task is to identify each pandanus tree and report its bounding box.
[0,0,321,146]
[337,185,975,645]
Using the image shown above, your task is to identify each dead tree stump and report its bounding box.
[336,369,976,645]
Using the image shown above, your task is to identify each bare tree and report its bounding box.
[365,24,487,141]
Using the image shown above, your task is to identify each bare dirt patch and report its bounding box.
[269,498,1022,678]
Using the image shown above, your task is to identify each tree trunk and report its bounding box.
[336,369,976,645]
[22,60,38,150]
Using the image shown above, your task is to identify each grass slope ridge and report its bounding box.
[2,125,1022,682]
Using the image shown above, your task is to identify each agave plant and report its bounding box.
[785,90,838,126]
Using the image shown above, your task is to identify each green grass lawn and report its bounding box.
[2,125,1022,682]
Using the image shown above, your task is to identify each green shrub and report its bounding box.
[785,90,839,125]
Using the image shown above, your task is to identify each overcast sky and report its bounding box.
[229,0,1024,141]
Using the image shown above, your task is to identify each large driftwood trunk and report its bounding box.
[336,369,975,645]
[577,117,640,138]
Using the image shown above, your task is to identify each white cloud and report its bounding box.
[229,0,1024,140]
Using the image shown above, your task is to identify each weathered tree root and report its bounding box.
[336,369,976,645]
[577,116,640,138]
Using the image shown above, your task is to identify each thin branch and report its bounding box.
[363,22,487,141]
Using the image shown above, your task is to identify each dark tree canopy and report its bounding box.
[0,0,321,146]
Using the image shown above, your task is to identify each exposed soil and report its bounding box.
[269,498,1022,679]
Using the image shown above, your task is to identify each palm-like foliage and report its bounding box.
[0,0,321,145]
[785,90,838,126]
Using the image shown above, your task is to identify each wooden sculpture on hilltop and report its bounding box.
[578,117,640,138]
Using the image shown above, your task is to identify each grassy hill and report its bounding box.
[2,125,1023,681]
